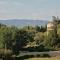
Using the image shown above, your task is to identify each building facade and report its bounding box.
[47,21,57,36]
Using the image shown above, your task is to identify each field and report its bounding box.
[26,57,60,60]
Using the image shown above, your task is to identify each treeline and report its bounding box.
[0,24,47,53]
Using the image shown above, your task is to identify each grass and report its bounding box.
[25,56,60,60]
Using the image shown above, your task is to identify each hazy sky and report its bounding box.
[0,0,60,20]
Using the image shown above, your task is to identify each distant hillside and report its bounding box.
[0,19,48,28]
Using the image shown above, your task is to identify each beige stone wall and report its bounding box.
[47,22,55,31]
[47,21,57,36]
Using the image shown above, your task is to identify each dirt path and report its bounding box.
[25,57,60,60]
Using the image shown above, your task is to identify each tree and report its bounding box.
[40,26,46,32]
[52,16,60,24]
[44,31,57,50]
[35,25,41,32]
[34,32,44,46]
[12,29,28,54]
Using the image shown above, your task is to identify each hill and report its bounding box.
[0,19,48,28]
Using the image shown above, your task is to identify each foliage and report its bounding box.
[0,19,60,55]
[35,25,47,32]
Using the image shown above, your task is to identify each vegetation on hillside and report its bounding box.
[0,16,60,56]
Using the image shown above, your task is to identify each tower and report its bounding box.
[47,21,57,37]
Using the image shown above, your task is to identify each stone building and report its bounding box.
[47,21,57,36]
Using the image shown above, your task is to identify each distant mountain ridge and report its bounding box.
[0,19,48,28]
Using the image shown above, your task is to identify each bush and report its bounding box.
[42,54,50,57]
[20,55,34,59]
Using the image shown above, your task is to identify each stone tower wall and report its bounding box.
[47,21,57,36]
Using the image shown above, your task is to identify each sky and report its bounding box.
[0,0,60,20]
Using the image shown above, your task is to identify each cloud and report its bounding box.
[0,0,24,6]
[0,1,8,5]
[13,1,24,6]
[0,0,59,20]
[0,9,60,20]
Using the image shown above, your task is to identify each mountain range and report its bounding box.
[0,19,48,28]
